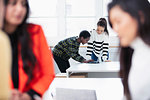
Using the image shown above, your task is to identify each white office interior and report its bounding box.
[28,0,122,100]
[28,0,120,62]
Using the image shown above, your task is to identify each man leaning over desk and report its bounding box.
[53,30,93,73]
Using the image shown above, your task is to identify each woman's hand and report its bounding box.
[20,93,32,100]
[10,89,31,100]
[10,89,21,100]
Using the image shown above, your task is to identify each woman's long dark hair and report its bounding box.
[108,0,150,99]
[97,18,109,35]
[5,0,36,84]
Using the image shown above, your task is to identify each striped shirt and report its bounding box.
[86,29,109,61]
[53,36,85,62]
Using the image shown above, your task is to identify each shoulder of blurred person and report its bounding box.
[0,30,11,72]
[27,23,43,35]
[0,30,11,100]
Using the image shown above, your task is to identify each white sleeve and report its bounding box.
[86,30,95,57]
[102,33,109,61]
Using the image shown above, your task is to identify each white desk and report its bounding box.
[43,78,123,100]
[66,62,120,78]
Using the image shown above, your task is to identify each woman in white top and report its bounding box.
[86,18,109,63]
[108,0,150,100]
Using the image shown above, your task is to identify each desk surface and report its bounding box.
[43,78,123,100]
[67,62,120,73]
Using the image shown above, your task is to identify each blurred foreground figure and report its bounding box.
[0,0,11,99]
[108,0,150,99]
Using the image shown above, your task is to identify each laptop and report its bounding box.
[56,88,97,100]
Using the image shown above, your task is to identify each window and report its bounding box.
[66,0,96,37]
[103,0,112,17]
[103,0,117,36]
[66,0,95,16]
[66,18,95,37]
[28,0,117,46]
[28,0,58,37]
[28,18,57,37]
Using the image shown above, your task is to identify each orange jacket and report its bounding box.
[10,24,55,96]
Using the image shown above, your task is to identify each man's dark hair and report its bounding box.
[79,30,91,39]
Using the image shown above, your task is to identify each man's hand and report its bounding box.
[82,59,94,63]
[104,60,111,62]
